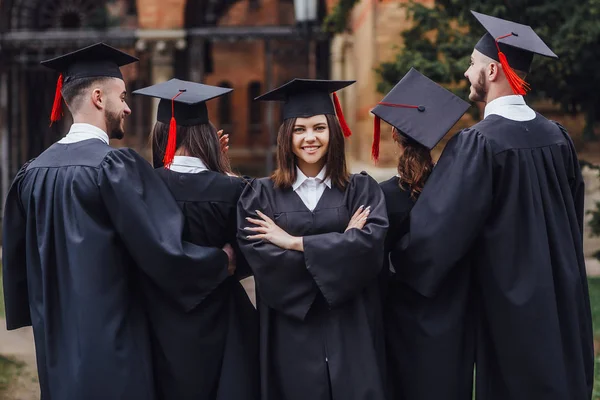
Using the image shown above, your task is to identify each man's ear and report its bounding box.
[91,87,104,110]
[488,62,501,82]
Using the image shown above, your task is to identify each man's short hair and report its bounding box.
[61,77,113,112]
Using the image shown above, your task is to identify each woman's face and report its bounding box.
[292,114,330,168]
[392,127,405,156]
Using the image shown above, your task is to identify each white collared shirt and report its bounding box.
[292,166,331,211]
[57,123,110,145]
[484,95,536,122]
[169,156,209,174]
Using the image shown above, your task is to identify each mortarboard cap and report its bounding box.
[471,11,557,95]
[133,79,233,167]
[41,43,139,125]
[255,79,355,137]
[370,68,470,161]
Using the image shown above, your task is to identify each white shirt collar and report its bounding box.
[169,156,209,174]
[484,95,536,122]
[57,123,110,145]
[292,166,331,191]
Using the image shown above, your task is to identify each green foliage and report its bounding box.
[376,0,600,139]
[323,0,360,34]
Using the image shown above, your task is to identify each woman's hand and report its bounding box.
[345,205,370,232]
[218,130,229,154]
[245,210,303,251]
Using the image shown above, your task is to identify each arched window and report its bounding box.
[218,81,233,134]
[248,81,262,135]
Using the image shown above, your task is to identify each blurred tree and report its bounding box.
[375,0,600,140]
[323,0,360,33]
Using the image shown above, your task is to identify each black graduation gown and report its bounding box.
[396,114,593,400]
[146,168,259,400]
[237,172,390,400]
[382,177,475,400]
[2,139,229,400]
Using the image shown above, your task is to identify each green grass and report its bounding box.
[589,278,600,337]
[589,278,600,399]
[0,262,4,318]
[0,355,23,395]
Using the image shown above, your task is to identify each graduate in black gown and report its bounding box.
[397,12,593,399]
[2,44,233,400]
[371,68,472,400]
[237,79,389,400]
[133,79,259,400]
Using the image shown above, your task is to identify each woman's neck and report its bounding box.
[297,159,325,178]
[175,147,190,157]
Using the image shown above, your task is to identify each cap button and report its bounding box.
[417,105,426,112]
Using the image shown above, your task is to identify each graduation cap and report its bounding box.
[132,79,233,167]
[471,10,558,96]
[370,68,470,161]
[255,79,355,137]
[41,43,139,125]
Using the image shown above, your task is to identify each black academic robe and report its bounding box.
[382,177,475,400]
[146,168,259,400]
[237,172,389,400]
[2,139,229,400]
[396,114,593,400]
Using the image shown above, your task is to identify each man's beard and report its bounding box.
[105,109,124,140]
[470,69,488,102]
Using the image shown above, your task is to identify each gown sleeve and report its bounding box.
[553,121,594,394]
[2,160,34,329]
[228,178,253,280]
[237,178,319,321]
[395,129,494,297]
[303,173,389,307]
[98,148,229,312]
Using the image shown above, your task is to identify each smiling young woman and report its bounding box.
[237,79,390,400]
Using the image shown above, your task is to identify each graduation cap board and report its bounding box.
[40,43,139,125]
[471,10,558,95]
[255,79,355,137]
[370,68,470,161]
[133,79,233,167]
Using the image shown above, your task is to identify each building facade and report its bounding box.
[0,0,336,222]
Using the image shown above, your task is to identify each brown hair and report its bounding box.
[395,129,433,199]
[151,121,231,174]
[271,114,349,189]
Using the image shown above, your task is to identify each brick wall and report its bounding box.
[137,0,186,29]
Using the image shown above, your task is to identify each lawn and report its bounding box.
[588,278,600,399]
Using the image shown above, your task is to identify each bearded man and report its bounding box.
[2,43,234,400]
[393,11,593,400]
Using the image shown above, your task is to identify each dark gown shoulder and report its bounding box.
[380,176,414,254]
[155,169,247,203]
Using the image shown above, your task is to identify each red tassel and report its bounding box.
[495,34,531,95]
[371,115,381,162]
[50,74,64,126]
[497,51,530,95]
[332,92,352,137]
[163,116,178,167]
[370,102,419,163]
[163,90,186,168]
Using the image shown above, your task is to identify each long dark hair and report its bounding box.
[395,129,433,199]
[271,114,349,189]
[152,121,231,174]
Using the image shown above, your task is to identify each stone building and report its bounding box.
[0,0,335,215]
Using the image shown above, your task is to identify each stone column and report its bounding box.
[134,30,187,161]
